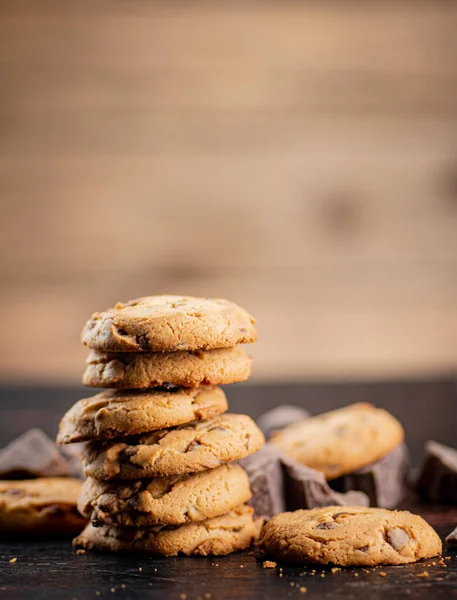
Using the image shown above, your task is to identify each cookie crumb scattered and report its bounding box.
[204,594,212,599]
[121,584,126,589]
[379,572,387,577]
[76,549,86,556]
[138,567,143,571]
[9,557,17,564]
[417,572,429,578]
[299,587,307,594]
[240,565,244,568]
[180,594,187,600]
[331,567,341,573]
[263,561,277,569]
[354,573,359,577]
[111,588,115,593]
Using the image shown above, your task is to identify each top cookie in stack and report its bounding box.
[58,295,265,557]
[81,295,256,389]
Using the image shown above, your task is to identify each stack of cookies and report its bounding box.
[57,295,265,557]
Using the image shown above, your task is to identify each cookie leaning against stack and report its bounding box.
[58,295,265,556]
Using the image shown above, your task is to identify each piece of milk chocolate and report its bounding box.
[417,441,457,503]
[331,443,409,509]
[239,444,285,518]
[257,405,310,440]
[281,455,369,510]
[0,429,83,479]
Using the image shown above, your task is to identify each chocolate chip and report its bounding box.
[185,440,201,452]
[332,512,354,519]
[386,527,410,551]
[315,522,336,530]
[123,447,138,458]
[4,489,25,496]
[117,329,128,336]
[154,383,180,393]
[136,334,150,351]
[357,545,370,552]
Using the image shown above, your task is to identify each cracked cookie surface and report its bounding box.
[57,386,227,444]
[83,346,252,389]
[260,506,442,566]
[78,463,251,527]
[81,295,257,352]
[74,504,262,556]
[271,403,404,480]
[82,413,265,479]
[0,477,86,534]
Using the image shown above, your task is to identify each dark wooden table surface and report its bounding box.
[1,380,457,600]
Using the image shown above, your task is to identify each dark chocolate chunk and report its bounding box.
[0,429,70,479]
[446,526,457,547]
[331,443,409,509]
[417,441,457,503]
[239,444,285,519]
[315,522,336,530]
[153,383,180,393]
[59,443,84,478]
[281,455,369,510]
[257,405,310,440]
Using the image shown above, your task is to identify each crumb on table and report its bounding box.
[263,561,277,569]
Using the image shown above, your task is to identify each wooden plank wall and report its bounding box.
[1,1,457,383]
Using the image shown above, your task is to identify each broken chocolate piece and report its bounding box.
[0,429,70,479]
[446,526,457,547]
[153,383,180,393]
[417,441,457,503]
[239,444,285,519]
[0,429,84,479]
[59,443,84,479]
[257,405,310,440]
[281,455,369,510]
[331,443,409,509]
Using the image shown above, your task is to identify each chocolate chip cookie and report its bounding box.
[74,504,262,556]
[260,506,442,566]
[270,403,404,480]
[83,346,252,389]
[0,477,86,534]
[82,414,265,479]
[78,463,251,527]
[57,386,228,444]
[81,295,257,353]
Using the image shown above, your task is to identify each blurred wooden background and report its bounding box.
[1,0,457,383]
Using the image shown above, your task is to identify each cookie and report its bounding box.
[0,477,86,534]
[74,504,262,557]
[78,463,251,527]
[82,346,252,389]
[82,413,265,479]
[417,441,457,503]
[57,386,227,444]
[81,295,257,353]
[270,403,404,480]
[332,443,409,509]
[260,506,442,566]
